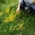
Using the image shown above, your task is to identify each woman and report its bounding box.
[16,0,35,12]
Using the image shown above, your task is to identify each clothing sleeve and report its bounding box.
[19,0,23,3]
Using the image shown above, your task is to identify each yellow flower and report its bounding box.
[16,22,24,30]
[3,17,9,23]
[0,12,3,16]
[18,23,23,28]
[3,13,16,23]
[5,7,10,13]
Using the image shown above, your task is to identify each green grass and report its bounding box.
[0,0,35,35]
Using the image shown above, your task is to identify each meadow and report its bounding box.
[0,0,35,35]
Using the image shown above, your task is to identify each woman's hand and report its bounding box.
[32,0,35,5]
[16,3,21,12]
[16,7,20,12]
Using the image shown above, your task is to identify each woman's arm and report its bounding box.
[16,0,23,12]
[16,3,21,12]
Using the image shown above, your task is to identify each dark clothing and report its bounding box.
[20,0,26,9]
[20,0,35,11]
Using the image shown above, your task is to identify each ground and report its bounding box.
[0,0,35,35]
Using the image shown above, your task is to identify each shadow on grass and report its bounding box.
[15,9,35,35]
[22,10,35,35]
[0,0,6,4]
